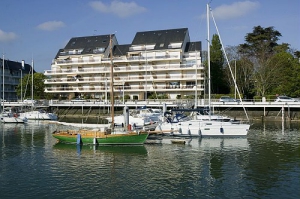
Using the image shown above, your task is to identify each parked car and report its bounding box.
[71,98,87,102]
[219,96,239,103]
[274,96,297,102]
[23,99,37,104]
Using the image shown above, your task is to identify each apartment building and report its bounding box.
[44,28,204,101]
[0,58,32,101]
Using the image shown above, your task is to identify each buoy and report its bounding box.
[76,134,81,145]
[198,129,202,137]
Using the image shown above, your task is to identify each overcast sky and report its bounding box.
[0,0,299,72]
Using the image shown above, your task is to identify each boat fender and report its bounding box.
[220,127,224,133]
[76,134,82,145]
[93,138,97,145]
[179,128,182,134]
[187,129,191,135]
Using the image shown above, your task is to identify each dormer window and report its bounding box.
[93,47,105,53]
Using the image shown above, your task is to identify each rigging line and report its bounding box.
[209,6,250,122]
[23,66,31,100]
[115,46,124,56]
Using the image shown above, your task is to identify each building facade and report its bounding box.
[44,28,204,101]
[0,58,32,101]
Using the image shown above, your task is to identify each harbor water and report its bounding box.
[0,120,299,199]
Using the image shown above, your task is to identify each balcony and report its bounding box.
[44,83,205,93]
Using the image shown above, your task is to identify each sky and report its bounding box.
[0,0,299,72]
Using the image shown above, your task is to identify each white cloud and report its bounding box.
[89,0,146,18]
[202,1,260,20]
[0,29,17,42]
[37,21,65,31]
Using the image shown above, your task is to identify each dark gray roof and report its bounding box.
[185,41,202,52]
[65,34,111,50]
[55,34,116,58]
[131,28,189,50]
[113,44,131,56]
[54,28,202,58]
[0,59,33,73]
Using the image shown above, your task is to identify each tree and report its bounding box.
[16,72,52,100]
[239,26,283,96]
[294,51,300,59]
[269,52,300,97]
[224,46,255,99]
[210,34,229,94]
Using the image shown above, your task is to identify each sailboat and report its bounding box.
[0,54,27,123]
[155,4,250,137]
[19,59,58,120]
[52,34,149,145]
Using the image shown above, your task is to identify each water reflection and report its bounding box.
[0,121,299,198]
[53,143,148,156]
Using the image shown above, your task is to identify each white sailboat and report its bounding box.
[0,54,27,123]
[156,4,250,137]
[19,59,57,120]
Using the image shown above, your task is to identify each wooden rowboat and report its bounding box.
[52,129,148,145]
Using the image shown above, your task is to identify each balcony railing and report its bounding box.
[45,84,205,92]
[44,74,204,84]
[44,63,204,75]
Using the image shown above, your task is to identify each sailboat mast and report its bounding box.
[207,4,211,117]
[109,34,115,131]
[31,59,34,109]
[2,54,4,111]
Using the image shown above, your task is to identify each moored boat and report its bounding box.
[19,110,57,120]
[52,128,149,145]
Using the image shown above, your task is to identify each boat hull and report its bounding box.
[0,116,26,123]
[156,120,250,137]
[19,111,57,120]
[53,130,148,145]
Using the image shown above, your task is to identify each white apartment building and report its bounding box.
[44,28,204,101]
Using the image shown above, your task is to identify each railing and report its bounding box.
[44,63,204,75]
[45,84,205,92]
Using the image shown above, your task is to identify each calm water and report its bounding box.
[0,120,299,199]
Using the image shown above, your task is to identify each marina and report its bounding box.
[0,120,299,198]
